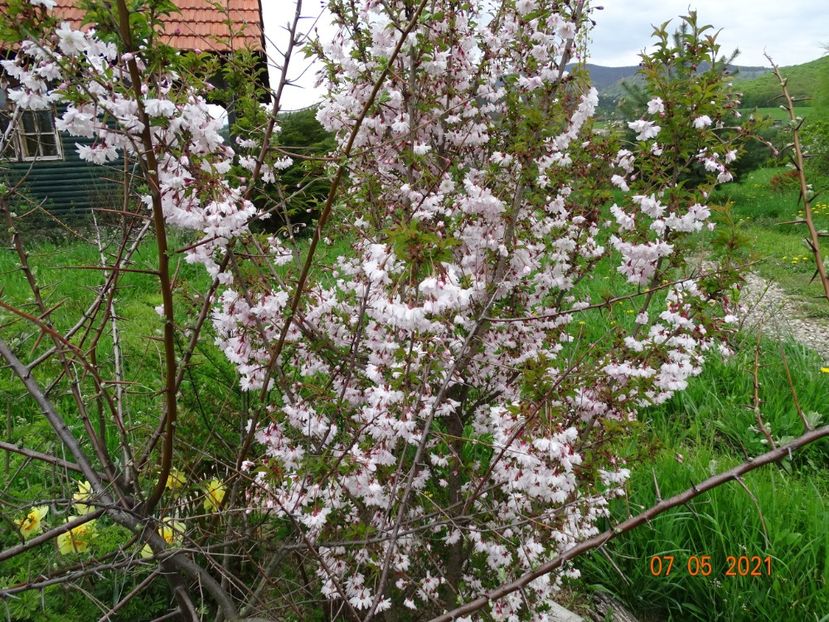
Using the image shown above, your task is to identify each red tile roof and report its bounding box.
[9,0,264,52]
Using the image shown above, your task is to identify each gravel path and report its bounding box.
[739,273,829,363]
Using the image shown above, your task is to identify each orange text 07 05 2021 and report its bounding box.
[648,555,772,577]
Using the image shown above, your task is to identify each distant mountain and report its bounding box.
[572,64,639,91]
[569,63,773,99]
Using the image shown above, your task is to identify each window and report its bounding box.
[19,110,62,160]
[0,86,63,161]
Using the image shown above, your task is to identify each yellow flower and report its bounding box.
[57,519,96,555]
[141,518,185,559]
[203,478,226,512]
[15,506,48,540]
[73,480,93,515]
[820,367,829,374]
[165,467,186,491]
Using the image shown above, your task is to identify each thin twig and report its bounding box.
[734,475,770,549]
[778,343,812,431]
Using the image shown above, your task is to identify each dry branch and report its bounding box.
[765,54,829,302]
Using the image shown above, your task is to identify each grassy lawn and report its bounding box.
[576,335,829,621]
[709,167,829,318]
[571,167,829,620]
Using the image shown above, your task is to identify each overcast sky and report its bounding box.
[261,1,828,110]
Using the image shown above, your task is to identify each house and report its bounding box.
[0,0,265,214]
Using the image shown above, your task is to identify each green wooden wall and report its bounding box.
[1,132,124,215]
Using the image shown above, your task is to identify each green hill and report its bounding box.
[735,55,829,109]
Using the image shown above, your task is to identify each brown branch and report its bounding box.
[778,343,812,431]
[0,197,122,490]
[765,54,829,302]
[0,330,247,620]
[430,423,829,621]
[0,338,112,498]
[92,211,135,484]
[0,440,85,474]
[114,0,177,517]
[0,553,144,598]
[63,265,160,276]
[734,475,769,549]
[27,220,152,370]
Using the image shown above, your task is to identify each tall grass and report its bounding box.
[576,337,829,621]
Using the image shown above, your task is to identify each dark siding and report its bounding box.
[1,132,124,215]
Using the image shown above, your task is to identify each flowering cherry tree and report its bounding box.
[223,6,746,617]
[3,1,826,621]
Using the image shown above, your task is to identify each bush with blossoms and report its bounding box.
[0,0,760,620]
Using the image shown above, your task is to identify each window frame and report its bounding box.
[18,109,64,162]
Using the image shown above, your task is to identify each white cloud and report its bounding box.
[587,0,828,67]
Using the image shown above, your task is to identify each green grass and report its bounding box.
[0,227,214,419]
[709,167,829,318]
[742,106,813,122]
[570,166,829,620]
[576,337,829,621]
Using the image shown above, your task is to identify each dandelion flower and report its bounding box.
[203,478,226,512]
[15,506,48,540]
[57,519,96,555]
[820,367,829,374]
